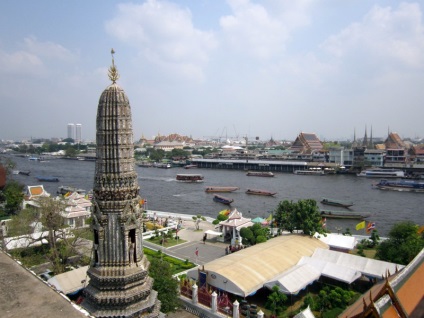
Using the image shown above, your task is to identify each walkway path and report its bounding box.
[144,218,228,265]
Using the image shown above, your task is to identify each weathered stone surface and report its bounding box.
[82,64,160,317]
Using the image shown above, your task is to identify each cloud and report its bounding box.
[0,36,77,76]
[321,2,424,69]
[0,49,43,75]
[219,0,313,59]
[106,0,217,81]
[23,36,77,62]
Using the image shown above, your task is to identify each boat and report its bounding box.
[294,168,325,175]
[357,168,405,178]
[184,164,198,169]
[36,176,60,182]
[213,194,234,205]
[57,185,86,195]
[136,161,153,167]
[320,209,371,219]
[320,197,353,208]
[176,174,204,183]
[246,171,274,177]
[155,163,172,169]
[245,189,277,196]
[18,170,31,176]
[205,186,239,193]
[373,179,424,193]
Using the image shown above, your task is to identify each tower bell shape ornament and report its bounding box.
[82,50,161,317]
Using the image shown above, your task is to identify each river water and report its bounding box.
[6,155,423,236]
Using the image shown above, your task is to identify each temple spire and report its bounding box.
[108,48,120,83]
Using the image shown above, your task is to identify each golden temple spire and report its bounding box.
[108,48,120,83]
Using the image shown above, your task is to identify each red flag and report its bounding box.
[366,222,376,233]
[195,247,199,257]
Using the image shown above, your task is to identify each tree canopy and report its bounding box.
[376,221,424,265]
[2,180,25,215]
[274,199,325,236]
[149,258,180,313]
[6,196,91,273]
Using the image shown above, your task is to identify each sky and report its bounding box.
[1,0,423,142]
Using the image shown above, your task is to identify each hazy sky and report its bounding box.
[1,0,423,142]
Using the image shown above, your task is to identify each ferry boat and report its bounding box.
[176,174,204,183]
[205,186,239,193]
[213,194,234,205]
[246,171,274,177]
[36,176,60,182]
[320,210,371,219]
[57,185,86,195]
[12,170,31,176]
[357,168,405,178]
[245,189,277,196]
[320,197,353,208]
[156,163,172,169]
[373,179,424,192]
[184,164,198,169]
[294,168,325,175]
[136,161,153,167]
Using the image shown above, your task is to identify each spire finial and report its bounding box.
[108,48,120,83]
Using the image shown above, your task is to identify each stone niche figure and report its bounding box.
[129,242,135,265]
[128,229,137,266]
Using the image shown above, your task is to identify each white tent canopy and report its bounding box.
[315,233,357,250]
[310,248,404,278]
[264,264,321,295]
[298,256,362,284]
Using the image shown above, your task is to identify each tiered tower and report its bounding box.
[82,51,160,317]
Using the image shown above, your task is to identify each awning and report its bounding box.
[204,230,223,236]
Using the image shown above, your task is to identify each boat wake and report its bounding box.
[139,176,175,182]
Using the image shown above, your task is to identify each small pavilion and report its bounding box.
[217,208,254,246]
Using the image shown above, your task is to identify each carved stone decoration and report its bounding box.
[82,51,161,317]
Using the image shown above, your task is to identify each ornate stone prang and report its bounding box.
[82,52,160,317]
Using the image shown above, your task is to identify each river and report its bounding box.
[6,155,423,236]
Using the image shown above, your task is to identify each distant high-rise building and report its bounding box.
[67,123,75,140]
[75,124,82,143]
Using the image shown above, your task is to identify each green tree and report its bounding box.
[369,230,380,247]
[192,214,206,230]
[240,227,255,245]
[149,258,180,313]
[274,199,325,236]
[315,286,356,311]
[168,148,189,159]
[3,180,25,215]
[376,221,424,265]
[65,146,78,157]
[6,196,91,273]
[148,149,165,162]
[265,286,287,316]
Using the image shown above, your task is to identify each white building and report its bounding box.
[75,123,82,143]
[67,123,75,140]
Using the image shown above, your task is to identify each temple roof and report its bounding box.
[290,132,323,154]
[340,248,424,318]
[384,132,406,149]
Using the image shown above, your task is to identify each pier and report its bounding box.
[191,158,336,173]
